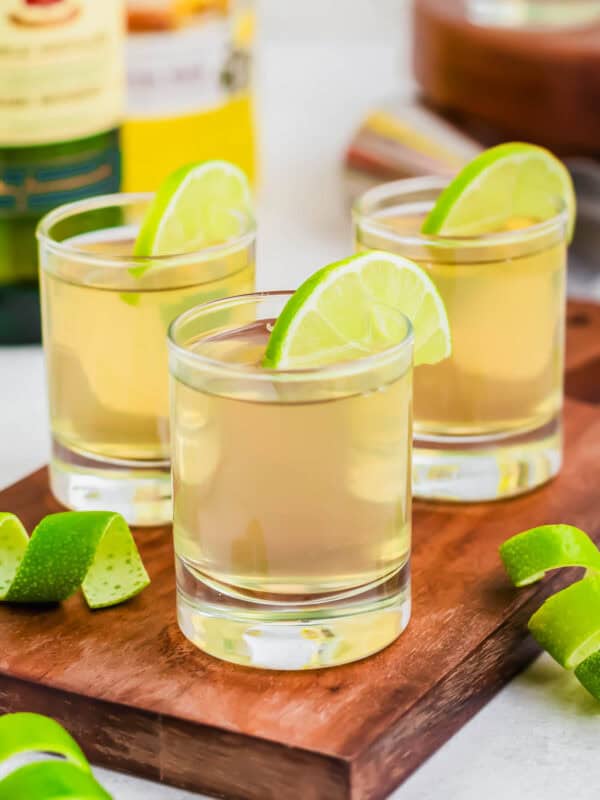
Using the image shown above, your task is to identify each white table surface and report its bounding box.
[1,2,599,798]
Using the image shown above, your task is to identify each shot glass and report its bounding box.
[353,177,569,502]
[38,193,255,525]
[168,292,413,669]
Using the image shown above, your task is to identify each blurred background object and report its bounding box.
[413,0,600,154]
[345,97,482,200]
[0,0,125,345]
[467,0,600,28]
[0,0,258,347]
[123,0,256,191]
[345,0,600,295]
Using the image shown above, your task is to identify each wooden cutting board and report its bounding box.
[1,301,599,800]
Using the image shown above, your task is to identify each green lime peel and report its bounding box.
[500,524,600,700]
[0,511,149,609]
[0,712,111,799]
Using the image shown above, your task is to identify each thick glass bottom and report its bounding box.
[176,558,411,670]
[413,416,562,502]
[50,439,171,527]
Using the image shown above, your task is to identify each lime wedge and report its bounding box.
[575,651,600,701]
[0,511,150,609]
[263,251,451,369]
[422,142,576,240]
[528,576,600,669]
[134,160,252,262]
[499,525,600,587]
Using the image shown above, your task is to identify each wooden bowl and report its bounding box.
[413,0,600,155]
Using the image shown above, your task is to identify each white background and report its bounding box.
[1,1,599,798]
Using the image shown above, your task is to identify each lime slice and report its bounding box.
[263,251,451,369]
[575,651,600,701]
[0,511,150,609]
[0,712,111,800]
[134,160,252,261]
[422,142,576,240]
[528,575,600,669]
[499,525,600,587]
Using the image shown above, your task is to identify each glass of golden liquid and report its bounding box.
[353,177,568,502]
[37,194,255,526]
[168,292,413,669]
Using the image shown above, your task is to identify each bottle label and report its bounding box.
[0,0,125,146]
[126,13,237,119]
[0,135,121,219]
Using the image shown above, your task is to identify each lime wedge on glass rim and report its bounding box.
[422,142,576,240]
[134,160,252,260]
[263,251,451,369]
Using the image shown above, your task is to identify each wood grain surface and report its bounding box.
[1,301,599,800]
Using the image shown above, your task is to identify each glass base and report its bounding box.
[50,440,172,527]
[176,559,411,670]
[413,417,562,503]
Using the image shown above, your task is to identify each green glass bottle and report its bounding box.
[0,0,125,344]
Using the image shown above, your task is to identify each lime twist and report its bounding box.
[263,251,451,369]
[0,511,149,609]
[0,712,111,799]
[422,142,576,240]
[500,525,600,699]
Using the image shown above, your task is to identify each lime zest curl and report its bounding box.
[575,651,600,700]
[0,712,90,771]
[0,713,111,799]
[528,575,600,669]
[499,524,600,587]
[500,524,600,701]
[0,511,149,609]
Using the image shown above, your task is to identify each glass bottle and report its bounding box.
[0,0,125,344]
[123,0,256,192]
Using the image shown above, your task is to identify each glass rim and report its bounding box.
[167,290,414,384]
[36,191,257,268]
[352,175,570,250]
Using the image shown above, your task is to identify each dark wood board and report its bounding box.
[1,300,600,800]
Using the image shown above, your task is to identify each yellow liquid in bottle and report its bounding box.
[123,0,256,191]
